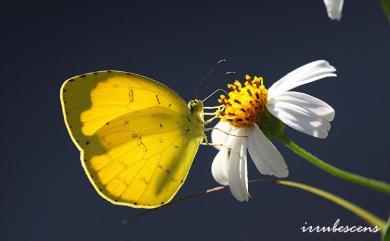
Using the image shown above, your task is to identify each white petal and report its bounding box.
[226,127,246,152]
[267,93,333,138]
[268,60,337,99]
[247,124,289,178]
[211,148,229,185]
[211,126,250,201]
[211,127,247,186]
[211,121,234,150]
[324,0,344,21]
[227,131,249,202]
[239,139,249,200]
[269,91,335,121]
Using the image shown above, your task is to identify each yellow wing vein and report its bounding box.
[97,131,179,181]
[81,111,128,123]
[88,85,185,108]
[97,130,183,201]
[81,106,183,125]
[135,134,187,203]
[118,133,182,198]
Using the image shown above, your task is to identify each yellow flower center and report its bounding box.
[217,75,268,128]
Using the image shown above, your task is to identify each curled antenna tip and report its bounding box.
[223,71,235,75]
[196,71,236,99]
[192,59,229,97]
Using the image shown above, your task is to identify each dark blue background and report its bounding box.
[1,0,389,241]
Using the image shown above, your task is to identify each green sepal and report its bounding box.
[256,109,285,139]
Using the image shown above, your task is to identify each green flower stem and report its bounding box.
[273,180,386,230]
[276,133,390,195]
[127,179,386,232]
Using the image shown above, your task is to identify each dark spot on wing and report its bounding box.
[140,176,150,184]
[156,95,161,104]
[129,89,134,103]
[137,137,147,152]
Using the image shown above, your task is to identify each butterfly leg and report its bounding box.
[200,142,231,150]
[203,105,224,110]
[200,134,241,151]
[200,142,242,158]
[203,115,220,125]
[204,127,248,138]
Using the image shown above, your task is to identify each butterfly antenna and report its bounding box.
[202,89,228,103]
[192,59,227,97]
[197,71,235,100]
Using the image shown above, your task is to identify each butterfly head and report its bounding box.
[188,99,204,122]
[188,99,204,114]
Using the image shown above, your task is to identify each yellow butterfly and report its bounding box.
[60,71,207,208]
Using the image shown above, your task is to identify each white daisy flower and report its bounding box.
[323,0,344,20]
[211,60,336,201]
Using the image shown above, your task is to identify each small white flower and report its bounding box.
[212,60,336,201]
[323,0,344,20]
